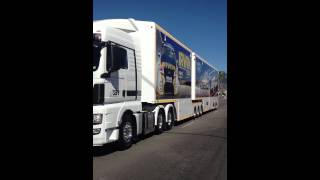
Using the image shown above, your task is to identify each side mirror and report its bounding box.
[106,44,116,75]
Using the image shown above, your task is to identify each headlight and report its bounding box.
[93,128,101,135]
[93,114,103,124]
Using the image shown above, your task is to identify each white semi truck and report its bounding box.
[93,19,219,148]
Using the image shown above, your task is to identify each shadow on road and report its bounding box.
[164,131,227,140]
[174,109,215,126]
[93,108,220,157]
[93,133,155,157]
[93,142,119,157]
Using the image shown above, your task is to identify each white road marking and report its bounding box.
[181,121,194,128]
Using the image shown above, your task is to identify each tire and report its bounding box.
[197,106,200,117]
[200,106,203,115]
[165,109,174,130]
[194,107,197,118]
[155,110,165,134]
[117,114,134,149]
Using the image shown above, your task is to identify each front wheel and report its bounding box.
[117,114,134,149]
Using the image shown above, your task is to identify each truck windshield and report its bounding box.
[93,39,102,71]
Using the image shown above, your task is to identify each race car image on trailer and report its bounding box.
[195,57,219,98]
[156,29,192,99]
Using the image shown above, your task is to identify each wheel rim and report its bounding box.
[158,113,163,128]
[168,111,172,125]
[123,122,133,143]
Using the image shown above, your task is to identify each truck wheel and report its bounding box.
[155,110,165,134]
[117,114,134,149]
[165,109,174,130]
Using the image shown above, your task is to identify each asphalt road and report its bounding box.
[93,98,227,180]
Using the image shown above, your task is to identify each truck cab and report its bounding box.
[93,22,142,147]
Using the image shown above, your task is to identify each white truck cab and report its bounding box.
[93,20,143,147]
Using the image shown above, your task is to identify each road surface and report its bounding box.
[93,98,227,180]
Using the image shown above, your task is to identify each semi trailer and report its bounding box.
[93,19,219,148]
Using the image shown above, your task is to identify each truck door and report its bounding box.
[104,43,136,103]
[124,48,137,101]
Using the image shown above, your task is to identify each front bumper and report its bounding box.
[93,105,119,146]
[93,126,119,146]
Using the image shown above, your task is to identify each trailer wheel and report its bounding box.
[197,106,201,116]
[200,106,203,115]
[155,110,165,134]
[194,107,197,118]
[117,114,134,149]
[165,108,174,130]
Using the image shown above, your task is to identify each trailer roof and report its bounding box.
[152,22,218,72]
[194,53,219,72]
[153,23,193,53]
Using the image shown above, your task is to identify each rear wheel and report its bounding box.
[117,114,134,149]
[155,110,165,134]
[165,109,174,130]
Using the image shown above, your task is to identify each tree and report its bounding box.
[218,71,227,90]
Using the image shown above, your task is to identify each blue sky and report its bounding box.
[93,0,227,72]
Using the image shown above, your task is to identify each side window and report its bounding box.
[106,44,128,72]
[113,46,128,70]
